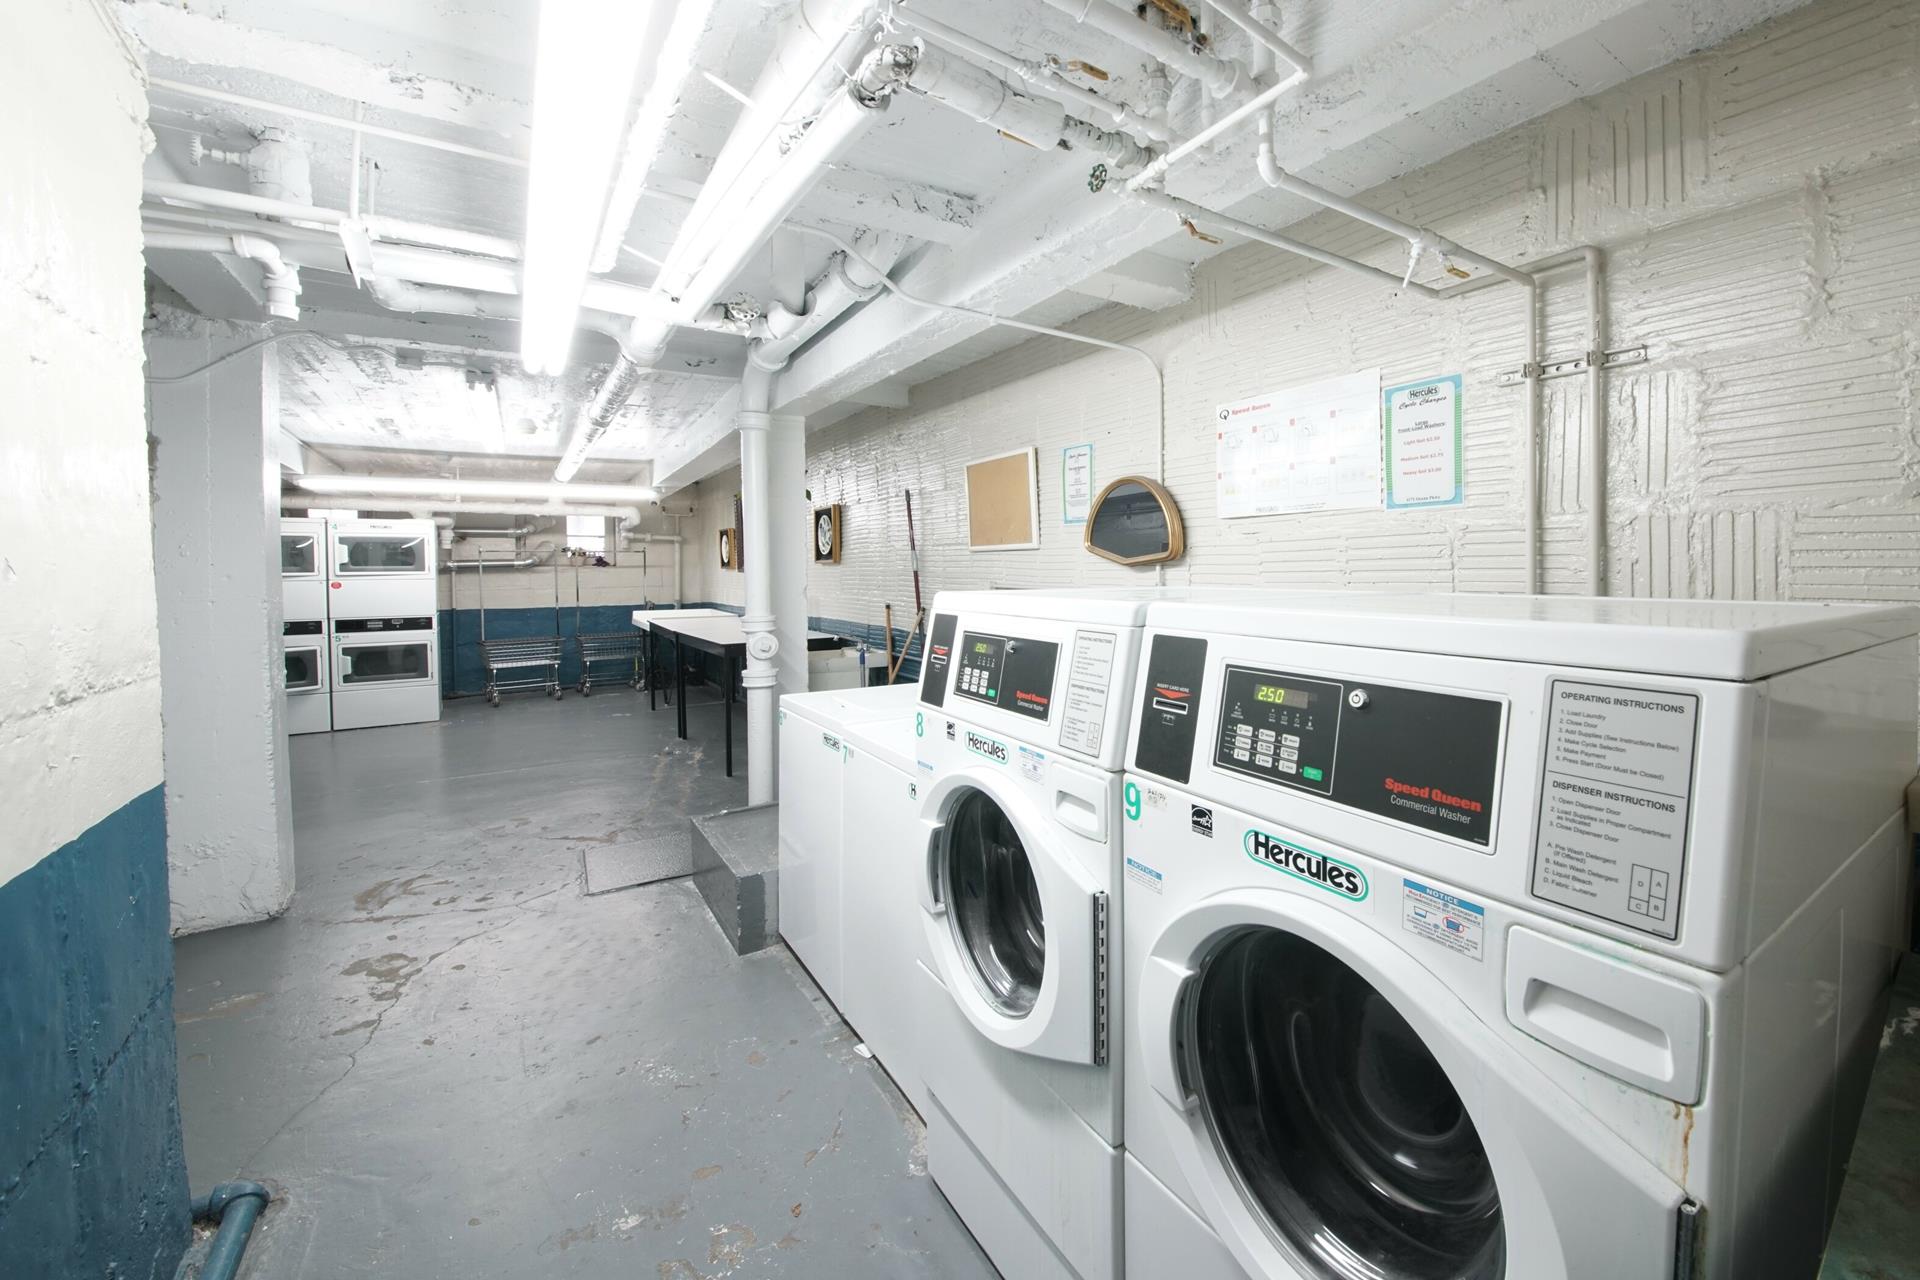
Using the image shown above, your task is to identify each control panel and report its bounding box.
[333,615,435,634]
[1213,666,1339,795]
[954,631,1059,721]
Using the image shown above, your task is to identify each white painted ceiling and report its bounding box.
[128,0,1812,489]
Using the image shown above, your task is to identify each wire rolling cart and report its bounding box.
[474,549,565,706]
[574,630,646,696]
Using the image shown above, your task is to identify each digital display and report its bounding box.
[973,641,992,654]
[1254,684,1313,707]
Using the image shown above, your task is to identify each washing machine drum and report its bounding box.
[1190,930,1505,1280]
[943,788,1046,1017]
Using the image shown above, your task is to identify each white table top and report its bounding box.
[647,615,841,649]
[629,607,732,631]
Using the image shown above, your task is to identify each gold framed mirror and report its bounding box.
[1084,475,1185,565]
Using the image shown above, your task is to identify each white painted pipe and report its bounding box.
[385,500,644,521]
[151,78,526,168]
[1127,61,1305,190]
[554,317,676,483]
[1583,248,1607,595]
[622,528,686,605]
[145,179,521,260]
[1123,191,1439,295]
[751,230,906,369]
[737,372,777,806]
[1038,0,1245,98]
[143,230,301,318]
[454,524,537,536]
[1205,0,1311,74]
[890,6,1170,142]
[904,43,1151,169]
[292,475,656,502]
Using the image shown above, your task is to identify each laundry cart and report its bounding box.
[480,636,563,705]
[574,631,646,695]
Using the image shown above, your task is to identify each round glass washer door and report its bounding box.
[1188,928,1505,1280]
[942,787,1046,1017]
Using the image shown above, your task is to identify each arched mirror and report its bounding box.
[1085,475,1184,565]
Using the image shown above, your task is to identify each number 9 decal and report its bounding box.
[1124,780,1141,822]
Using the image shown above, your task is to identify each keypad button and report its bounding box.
[1277,760,1298,774]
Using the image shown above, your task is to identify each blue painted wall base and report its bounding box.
[0,786,189,1280]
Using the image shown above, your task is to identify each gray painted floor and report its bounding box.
[172,688,998,1278]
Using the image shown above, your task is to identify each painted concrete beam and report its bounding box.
[796,169,983,246]
[1067,252,1196,310]
[773,0,1811,422]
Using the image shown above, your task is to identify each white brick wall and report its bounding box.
[0,0,160,888]
[689,0,1920,636]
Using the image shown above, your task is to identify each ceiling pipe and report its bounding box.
[553,317,676,483]
[143,229,302,318]
[650,0,876,312]
[454,523,537,536]
[372,500,647,521]
[1037,0,1248,99]
[622,524,686,605]
[890,4,1169,143]
[145,179,521,260]
[290,475,656,503]
[749,228,907,370]
[896,41,1152,172]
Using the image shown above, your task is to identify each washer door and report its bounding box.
[919,769,1104,1064]
[1136,889,1688,1280]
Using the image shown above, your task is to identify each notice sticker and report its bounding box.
[1124,856,1165,895]
[1401,879,1485,961]
[1530,681,1699,940]
[1058,629,1117,756]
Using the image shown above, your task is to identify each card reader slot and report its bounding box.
[1153,697,1189,715]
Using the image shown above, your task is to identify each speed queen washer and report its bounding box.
[1120,594,1916,1280]
[914,590,1155,1280]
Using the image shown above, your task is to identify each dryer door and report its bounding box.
[919,768,1104,1065]
[1136,890,1688,1280]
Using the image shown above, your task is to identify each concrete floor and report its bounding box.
[172,687,998,1278]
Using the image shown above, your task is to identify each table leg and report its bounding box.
[676,636,688,740]
[724,652,736,777]
[648,627,656,711]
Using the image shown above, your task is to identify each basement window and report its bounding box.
[566,515,609,555]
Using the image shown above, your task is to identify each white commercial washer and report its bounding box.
[326,518,436,617]
[1120,594,1917,1280]
[913,590,1154,1280]
[330,613,440,730]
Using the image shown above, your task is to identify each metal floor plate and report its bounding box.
[582,831,695,895]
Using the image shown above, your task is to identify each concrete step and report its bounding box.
[689,803,779,954]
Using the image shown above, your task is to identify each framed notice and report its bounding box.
[965,447,1041,551]
[1216,369,1382,518]
[1062,443,1094,525]
[1383,375,1464,509]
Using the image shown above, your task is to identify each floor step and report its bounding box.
[689,803,779,954]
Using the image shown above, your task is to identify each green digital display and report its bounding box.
[1254,684,1313,707]
[972,641,992,655]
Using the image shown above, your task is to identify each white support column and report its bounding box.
[769,412,811,707]
[737,399,779,806]
[146,313,297,933]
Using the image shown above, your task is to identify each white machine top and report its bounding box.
[929,587,1164,628]
[1148,593,1918,680]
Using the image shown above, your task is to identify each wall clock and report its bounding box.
[813,504,842,563]
[719,527,738,571]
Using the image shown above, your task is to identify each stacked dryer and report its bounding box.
[1119,593,1917,1280]
[912,590,1156,1280]
[325,518,440,731]
[279,517,331,735]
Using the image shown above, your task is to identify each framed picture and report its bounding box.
[964,447,1040,551]
[719,527,739,571]
[813,504,842,563]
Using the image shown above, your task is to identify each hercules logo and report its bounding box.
[1243,829,1368,901]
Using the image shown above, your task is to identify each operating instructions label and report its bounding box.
[1530,681,1698,940]
[1058,629,1117,756]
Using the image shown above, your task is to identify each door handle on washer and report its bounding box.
[919,821,946,917]
[1139,956,1196,1112]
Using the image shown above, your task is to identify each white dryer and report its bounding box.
[326,518,436,616]
[331,613,439,731]
[1120,594,1917,1280]
[280,517,331,735]
[913,590,1154,1280]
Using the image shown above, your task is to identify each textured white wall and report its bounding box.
[148,311,297,934]
[690,0,1920,629]
[0,0,161,889]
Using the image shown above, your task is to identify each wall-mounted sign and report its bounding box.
[1062,443,1094,525]
[1384,374,1464,509]
[1216,369,1382,518]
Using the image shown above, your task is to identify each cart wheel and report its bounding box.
[488,692,499,707]
[552,688,564,700]
[580,681,592,697]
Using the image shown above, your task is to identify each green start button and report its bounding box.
[1301,765,1325,782]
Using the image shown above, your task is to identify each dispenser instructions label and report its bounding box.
[1058,629,1118,756]
[1401,879,1484,961]
[1530,681,1699,940]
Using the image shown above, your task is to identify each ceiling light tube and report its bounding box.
[520,0,662,376]
[592,0,722,273]
[291,475,658,503]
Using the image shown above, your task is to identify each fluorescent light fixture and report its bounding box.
[292,475,658,503]
[592,0,721,274]
[520,0,659,376]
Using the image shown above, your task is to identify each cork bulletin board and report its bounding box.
[964,447,1040,551]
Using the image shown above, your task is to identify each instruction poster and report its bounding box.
[1216,369,1382,518]
[1383,374,1463,509]
[1062,443,1093,525]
